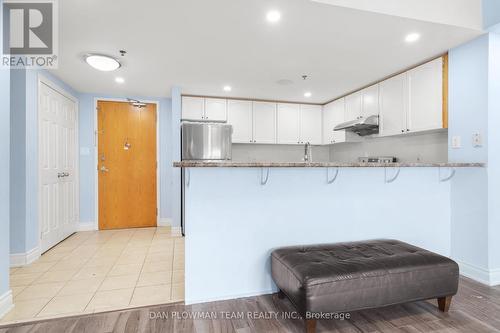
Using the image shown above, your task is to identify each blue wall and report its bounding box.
[78,94,176,226]
[0,0,12,304]
[449,32,500,285]
[185,167,452,304]
[483,0,500,29]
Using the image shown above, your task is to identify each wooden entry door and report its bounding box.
[98,101,157,230]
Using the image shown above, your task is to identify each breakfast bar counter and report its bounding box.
[176,161,485,305]
[174,161,484,168]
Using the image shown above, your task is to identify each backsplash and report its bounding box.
[232,130,448,163]
[330,130,448,163]
[232,144,330,162]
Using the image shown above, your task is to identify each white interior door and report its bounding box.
[39,81,78,253]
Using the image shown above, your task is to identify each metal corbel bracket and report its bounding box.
[384,167,401,183]
[439,167,456,182]
[260,167,270,185]
[326,167,339,184]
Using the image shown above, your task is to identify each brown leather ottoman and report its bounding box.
[271,239,459,333]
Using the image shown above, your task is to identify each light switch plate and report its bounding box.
[451,136,462,149]
[472,133,483,147]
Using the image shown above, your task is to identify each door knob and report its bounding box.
[100,166,109,173]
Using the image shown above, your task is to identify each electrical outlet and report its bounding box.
[451,136,462,149]
[472,133,483,147]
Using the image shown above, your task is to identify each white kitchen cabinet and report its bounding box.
[361,85,380,119]
[182,96,204,121]
[277,103,300,144]
[379,73,407,136]
[407,58,443,132]
[344,91,362,122]
[323,99,346,144]
[204,98,227,121]
[253,102,276,144]
[300,105,322,145]
[227,100,253,143]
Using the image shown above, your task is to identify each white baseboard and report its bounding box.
[10,246,40,267]
[158,218,173,227]
[185,289,275,306]
[0,290,13,320]
[457,260,500,286]
[77,222,97,231]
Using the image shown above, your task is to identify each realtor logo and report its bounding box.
[2,0,58,68]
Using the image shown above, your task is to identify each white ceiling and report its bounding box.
[51,0,482,103]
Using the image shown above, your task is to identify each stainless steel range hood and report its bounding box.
[334,115,379,136]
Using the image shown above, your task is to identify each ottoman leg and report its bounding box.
[306,319,316,333]
[437,296,452,312]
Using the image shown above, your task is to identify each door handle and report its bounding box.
[57,172,63,178]
[100,166,109,173]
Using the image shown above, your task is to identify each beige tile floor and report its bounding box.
[1,227,184,324]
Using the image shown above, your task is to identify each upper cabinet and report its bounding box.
[360,85,379,119]
[407,57,443,133]
[277,103,301,144]
[379,57,444,136]
[205,98,227,121]
[380,73,407,136]
[300,105,322,145]
[344,91,362,122]
[323,99,346,144]
[227,100,253,143]
[181,96,227,121]
[182,96,205,121]
[252,102,277,144]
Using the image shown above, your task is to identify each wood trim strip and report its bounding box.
[442,53,449,129]
[181,95,323,106]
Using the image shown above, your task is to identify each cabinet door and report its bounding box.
[182,96,204,121]
[300,105,322,145]
[323,99,346,144]
[344,92,362,122]
[407,58,443,132]
[379,73,407,136]
[253,102,276,144]
[204,98,227,121]
[277,103,301,144]
[361,84,379,118]
[227,100,253,143]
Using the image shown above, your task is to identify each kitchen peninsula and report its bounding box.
[175,161,484,304]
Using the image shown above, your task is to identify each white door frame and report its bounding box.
[37,74,80,251]
[93,98,161,231]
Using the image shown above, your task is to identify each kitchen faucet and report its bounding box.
[304,142,311,162]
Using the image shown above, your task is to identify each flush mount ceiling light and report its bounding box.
[266,10,281,23]
[223,85,232,92]
[405,33,421,43]
[115,77,125,84]
[85,54,121,71]
[304,92,312,98]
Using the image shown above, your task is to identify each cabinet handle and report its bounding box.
[407,129,410,132]
[401,130,404,133]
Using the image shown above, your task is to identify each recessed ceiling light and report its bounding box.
[304,92,312,98]
[115,77,125,84]
[223,85,232,92]
[85,54,121,71]
[266,10,281,23]
[405,33,420,43]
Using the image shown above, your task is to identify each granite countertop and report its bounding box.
[173,161,485,168]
